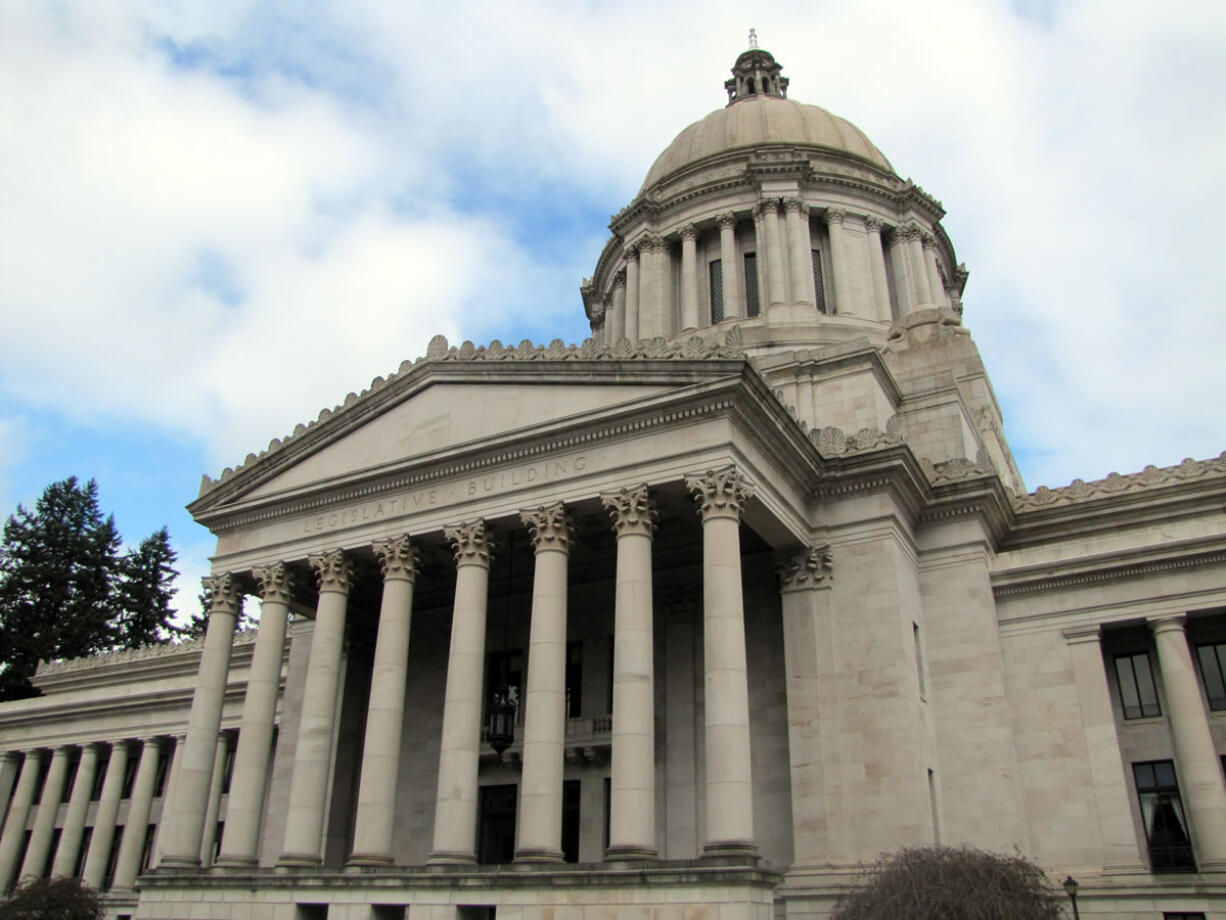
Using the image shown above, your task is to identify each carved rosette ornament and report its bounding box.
[717,211,738,231]
[521,501,573,553]
[445,520,495,568]
[776,545,833,593]
[825,208,847,226]
[601,484,659,538]
[201,572,241,615]
[308,548,353,594]
[863,216,882,233]
[783,198,809,217]
[253,562,295,604]
[680,224,698,243]
[373,534,419,583]
[685,466,755,522]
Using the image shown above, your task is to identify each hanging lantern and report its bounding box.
[486,683,515,755]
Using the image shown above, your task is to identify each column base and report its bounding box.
[605,845,658,861]
[277,852,323,867]
[426,851,478,866]
[157,855,202,869]
[514,847,565,864]
[347,852,394,867]
[702,841,758,858]
[213,854,259,868]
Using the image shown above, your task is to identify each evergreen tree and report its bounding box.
[0,477,121,700]
[114,526,181,647]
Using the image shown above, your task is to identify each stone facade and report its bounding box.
[1,45,1225,920]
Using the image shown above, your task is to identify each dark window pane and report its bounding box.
[1197,642,1226,710]
[477,784,517,865]
[562,779,580,863]
[744,253,760,317]
[1115,652,1161,719]
[811,248,827,313]
[709,260,724,323]
[1133,759,1196,872]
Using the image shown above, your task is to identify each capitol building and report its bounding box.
[1,44,1225,920]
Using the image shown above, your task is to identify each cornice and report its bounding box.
[1010,452,1226,512]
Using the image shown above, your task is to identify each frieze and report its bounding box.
[811,415,903,458]
[1011,452,1226,511]
[919,447,997,485]
[200,329,746,497]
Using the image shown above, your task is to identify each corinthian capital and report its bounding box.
[759,198,779,217]
[521,502,573,553]
[601,484,659,538]
[445,520,496,568]
[717,211,738,231]
[374,534,419,583]
[783,198,809,217]
[825,208,847,226]
[201,572,242,615]
[895,222,920,242]
[253,561,295,604]
[863,215,882,233]
[776,545,833,592]
[624,243,640,263]
[613,268,627,290]
[685,466,755,521]
[921,230,936,249]
[680,224,698,243]
[308,548,353,594]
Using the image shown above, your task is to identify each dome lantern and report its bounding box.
[725,43,789,104]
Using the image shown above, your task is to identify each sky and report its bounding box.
[1,0,1225,623]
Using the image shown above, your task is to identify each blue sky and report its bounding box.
[2,0,1225,622]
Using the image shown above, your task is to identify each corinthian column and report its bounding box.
[717,212,741,320]
[906,223,933,304]
[922,232,947,307]
[759,200,787,306]
[863,217,893,321]
[825,209,855,316]
[429,521,496,864]
[1150,615,1226,868]
[624,246,640,341]
[784,199,815,307]
[81,742,128,888]
[684,466,757,856]
[602,485,659,859]
[680,225,699,331]
[515,502,572,863]
[0,750,42,890]
[279,549,353,866]
[218,561,293,866]
[890,225,918,313]
[161,572,241,867]
[610,270,627,342]
[350,535,420,866]
[19,745,70,880]
[112,738,161,890]
[51,743,100,877]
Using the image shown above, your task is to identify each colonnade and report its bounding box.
[593,202,949,343]
[158,467,768,870]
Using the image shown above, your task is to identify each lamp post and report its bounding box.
[1062,876,1080,920]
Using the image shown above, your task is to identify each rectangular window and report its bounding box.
[812,248,827,314]
[1133,760,1196,871]
[744,253,760,317]
[1196,642,1226,710]
[709,259,724,323]
[562,779,581,863]
[566,641,583,719]
[477,784,517,865]
[1115,652,1161,719]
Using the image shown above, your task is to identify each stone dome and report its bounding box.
[640,65,894,192]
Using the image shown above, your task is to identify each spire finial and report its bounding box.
[748,28,758,49]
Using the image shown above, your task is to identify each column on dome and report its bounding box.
[922,232,948,307]
[752,208,768,315]
[350,535,420,866]
[680,225,699,331]
[906,223,933,304]
[609,270,627,342]
[1150,615,1226,868]
[778,546,834,864]
[429,520,496,864]
[638,235,668,339]
[514,502,572,863]
[112,737,161,890]
[218,561,292,866]
[759,200,787,306]
[863,217,893,321]
[588,298,607,345]
[717,212,742,320]
[0,750,43,890]
[51,743,101,877]
[888,225,918,314]
[624,246,640,341]
[279,549,353,866]
[684,466,757,856]
[1063,626,1147,870]
[81,742,128,888]
[826,209,860,317]
[601,485,659,859]
[784,199,815,308]
[161,572,241,867]
[18,745,70,881]
[199,734,230,866]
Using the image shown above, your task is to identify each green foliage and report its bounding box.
[831,846,1063,920]
[0,478,183,700]
[0,876,104,920]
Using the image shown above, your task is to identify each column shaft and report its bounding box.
[761,201,787,305]
[718,213,741,320]
[603,485,658,859]
[864,218,893,321]
[429,521,494,864]
[162,573,240,866]
[515,503,571,862]
[889,230,916,314]
[923,235,946,307]
[686,467,756,856]
[280,550,352,866]
[610,274,626,342]
[51,744,100,877]
[1151,616,1226,867]
[785,200,814,307]
[0,750,44,891]
[624,249,640,341]
[826,209,855,316]
[908,231,933,304]
[351,536,419,865]
[81,743,128,889]
[218,563,291,866]
[19,745,70,881]
[680,227,699,331]
[112,738,161,890]
[198,734,230,866]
